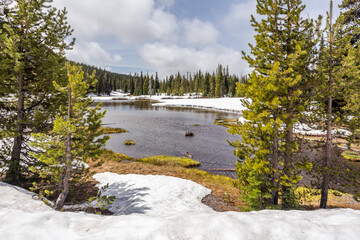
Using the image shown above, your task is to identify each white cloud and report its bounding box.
[181,18,220,48]
[155,0,175,9]
[139,43,249,78]
[53,0,252,76]
[66,41,121,68]
[114,55,122,62]
[53,0,178,44]
[224,0,257,25]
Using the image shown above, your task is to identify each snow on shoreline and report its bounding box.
[90,93,246,112]
[152,98,247,112]
[1,172,360,240]
[92,94,354,137]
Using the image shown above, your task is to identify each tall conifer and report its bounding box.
[230,0,317,209]
[0,0,74,183]
[31,63,109,210]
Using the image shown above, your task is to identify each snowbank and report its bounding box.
[93,172,212,216]
[90,92,246,113]
[1,173,360,240]
[294,123,352,137]
[153,98,247,112]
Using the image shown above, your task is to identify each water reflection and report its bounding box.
[100,100,241,172]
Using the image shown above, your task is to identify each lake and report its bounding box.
[99,100,241,175]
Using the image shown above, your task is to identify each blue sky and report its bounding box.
[53,0,342,79]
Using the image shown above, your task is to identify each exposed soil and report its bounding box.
[201,194,239,212]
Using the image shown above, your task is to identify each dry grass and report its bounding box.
[86,149,360,211]
[297,187,360,209]
[214,118,238,128]
[88,153,244,211]
[341,150,360,162]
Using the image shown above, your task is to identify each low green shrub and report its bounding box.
[135,155,200,167]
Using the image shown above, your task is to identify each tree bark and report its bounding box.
[6,73,25,184]
[55,87,72,210]
[282,123,294,208]
[271,0,280,206]
[320,0,333,209]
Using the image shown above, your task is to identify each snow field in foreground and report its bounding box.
[1,172,360,240]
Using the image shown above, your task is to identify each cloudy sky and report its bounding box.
[53,0,342,79]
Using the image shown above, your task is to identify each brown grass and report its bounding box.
[87,150,360,211]
[88,155,244,211]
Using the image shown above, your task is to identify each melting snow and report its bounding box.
[0,172,359,239]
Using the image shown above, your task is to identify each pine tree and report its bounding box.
[229,0,317,209]
[202,73,210,97]
[0,0,74,184]
[339,0,360,46]
[142,74,149,95]
[318,0,360,208]
[31,63,109,210]
[215,65,224,98]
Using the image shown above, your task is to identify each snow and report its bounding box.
[152,97,247,112]
[90,92,246,112]
[294,123,352,137]
[1,173,360,240]
[93,172,212,216]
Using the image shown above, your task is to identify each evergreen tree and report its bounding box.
[143,74,149,96]
[229,0,317,209]
[0,0,74,184]
[202,73,210,97]
[31,63,109,210]
[215,65,224,98]
[339,0,360,46]
[317,0,360,208]
[210,72,216,97]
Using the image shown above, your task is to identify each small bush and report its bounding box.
[124,140,135,145]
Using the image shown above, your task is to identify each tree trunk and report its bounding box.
[320,96,333,208]
[6,73,25,184]
[320,0,333,209]
[271,0,280,206]
[272,132,280,205]
[282,123,294,208]
[55,87,72,210]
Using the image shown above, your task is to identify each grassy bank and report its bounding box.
[214,118,238,128]
[134,155,200,167]
[87,150,360,211]
[100,127,128,134]
[88,150,242,211]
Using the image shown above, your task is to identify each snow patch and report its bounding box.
[93,172,212,216]
[0,174,360,239]
[153,98,247,112]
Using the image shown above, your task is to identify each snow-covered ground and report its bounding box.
[294,123,352,137]
[152,97,247,112]
[90,92,246,112]
[1,172,359,240]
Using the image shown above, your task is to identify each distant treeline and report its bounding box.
[77,62,248,97]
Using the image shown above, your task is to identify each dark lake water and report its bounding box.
[99,100,241,174]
